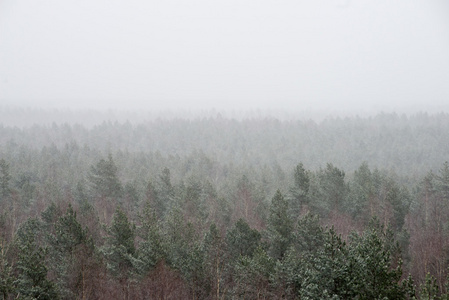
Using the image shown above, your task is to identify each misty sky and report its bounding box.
[1,0,449,113]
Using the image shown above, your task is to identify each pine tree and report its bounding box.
[155,168,175,218]
[0,238,14,300]
[419,273,440,300]
[267,190,293,260]
[14,218,59,300]
[102,207,136,278]
[318,163,347,213]
[134,200,165,275]
[347,218,405,299]
[346,162,374,219]
[47,205,93,299]
[203,223,225,299]
[0,159,11,199]
[436,161,449,202]
[88,154,123,199]
[289,163,310,218]
[275,214,350,299]
[226,218,261,259]
[233,246,274,299]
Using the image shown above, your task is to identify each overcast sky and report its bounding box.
[1,0,449,113]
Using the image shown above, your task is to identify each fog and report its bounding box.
[1,0,449,114]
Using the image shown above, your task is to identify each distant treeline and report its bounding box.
[1,111,449,177]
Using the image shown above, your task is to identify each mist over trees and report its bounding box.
[1,110,449,299]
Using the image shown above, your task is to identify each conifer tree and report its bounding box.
[289,163,310,218]
[436,161,449,202]
[318,163,347,213]
[155,167,175,217]
[203,223,225,299]
[233,246,274,299]
[88,154,123,199]
[102,207,136,278]
[14,218,59,300]
[347,218,405,299]
[0,159,11,199]
[0,238,14,300]
[226,218,261,259]
[267,190,293,260]
[47,205,93,299]
[134,200,165,275]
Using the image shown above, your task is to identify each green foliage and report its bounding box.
[182,177,208,223]
[347,218,405,299]
[317,163,347,213]
[202,223,226,299]
[123,182,140,211]
[42,202,59,223]
[275,214,350,299]
[419,273,440,300]
[102,207,136,278]
[271,214,408,299]
[0,159,11,199]
[268,190,293,260]
[226,218,261,259]
[53,205,88,255]
[156,167,175,216]
[233,246,275,299]
[0,239,14,300]
[44,204,94,299]
[289,162,310,218]
[88,154,123,199]
[436,161,449,201]
[346,162,375,219]
[294,213,326,253]
[134,200,165,275]
[14,219,59,300]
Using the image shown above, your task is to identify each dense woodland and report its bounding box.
[1,111,449,299]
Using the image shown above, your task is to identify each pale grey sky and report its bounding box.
[1,0,449,113]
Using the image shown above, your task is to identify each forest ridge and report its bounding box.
[0,111,449,299]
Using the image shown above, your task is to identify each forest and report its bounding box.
[1,111,449,299]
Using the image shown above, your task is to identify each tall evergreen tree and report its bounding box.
[267,190,293,260]
[0,237,14,300]
[134,200,165,275]
[318,163,347,213]
[347,218,405,299]
[436,161,449,202]
[47,205,93,299]
[88,154,123,199]
[226,218,261,259]
[347,162,374,219]
[289,162,310,218]
[0,159,11,199]
[156,167,175,217]
[102,207,136,279]
[203,223,226,299]
[14,218,59,300]
[233,246,274,299]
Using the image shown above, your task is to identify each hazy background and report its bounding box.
[1,0,449,114]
